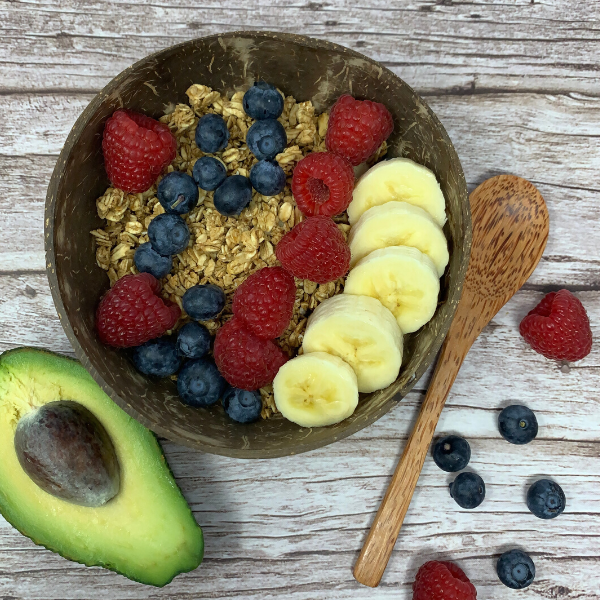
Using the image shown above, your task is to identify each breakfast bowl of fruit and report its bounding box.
[45,31,471,458]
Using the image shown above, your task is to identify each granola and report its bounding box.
[91,83,381,420]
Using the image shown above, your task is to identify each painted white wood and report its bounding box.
[0,1,599,598]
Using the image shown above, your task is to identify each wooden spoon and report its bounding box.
[353,174,549,587]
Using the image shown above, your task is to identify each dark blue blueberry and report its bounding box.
[195,113,230,154]
[134,243,172,279]
[213,175,253,216]
[499,405,538,445]
[527,479,565,519]
[177,322,211,359]
[497,549,535,589]
[182,284,225,321]
[243,81,284,120]
[246,119,287,161]
[192,156,227,191]
[177,358,226,407]
[132,338,182,377]
[449,472,485,509]
[432,435,471,472]
[157,171,199,215]
[222,387,262,424]
[250,160,286,196]
[147,213,190,256]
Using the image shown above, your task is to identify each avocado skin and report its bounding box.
[0,347,203,587]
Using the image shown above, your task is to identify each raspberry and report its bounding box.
[519,289,592,362]
[276,216,351,284]
[292,152,354,217]
[102,109,177,193]
[232,267,296,339]
[325,94,393,166]
[96,273,180,348]
[413,561,477,600]
[213,317,288,390]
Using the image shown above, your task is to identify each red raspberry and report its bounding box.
[519,289,592,362]
[214,317,288,390]
[96,273,180,348]
[413,561,477,600]
[276,216,350,284]
[232,267,296,339]
[102,109,177,193]
[292,152,354,217]
[325,94,394,166]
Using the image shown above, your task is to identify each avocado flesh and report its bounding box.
[0,348,203,587]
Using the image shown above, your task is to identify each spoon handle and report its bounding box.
[353,300,476,587]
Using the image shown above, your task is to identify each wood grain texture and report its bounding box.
[0,0,599,597]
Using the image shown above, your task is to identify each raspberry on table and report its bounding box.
[96,273,180,348]
[413,560,477,600]
[292,152,354,217]
[102,109,176,193]
[325,94,393,166]
[214,317,288,390]
[519,289,592,361]
[232,267,296,339]
[276,216,351,284]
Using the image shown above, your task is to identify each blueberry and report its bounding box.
[177,358,226,407]
[449,472,485,509]
[134,243,172,279]
[246,119,287,161]
[222,387,262,424]
[148,213,190,256]
[194,113,230,154]
[132,338,182,377]
[432,435,471,472]
[192,156,227,191]
[157,171,199,215]
[243,81,284,120]
[250,160,286,196]
[496,549,535,589]
[177,322,211,359]
[499,404,538,445]
[527,479,566,519]
[182,284,225,321]
[213,175,253,216]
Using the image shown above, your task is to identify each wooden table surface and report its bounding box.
[1,1,599,598]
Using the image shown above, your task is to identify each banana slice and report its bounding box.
[349,201,449,276]
[348,158,447,227]
[344,246,440,334]
[302,295,403,393]
[273,352,359,428]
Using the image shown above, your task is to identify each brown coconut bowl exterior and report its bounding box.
[45,31,471,458]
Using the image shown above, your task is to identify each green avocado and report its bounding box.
[0,347,203,586]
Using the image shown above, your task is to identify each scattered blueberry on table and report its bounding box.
[499,404,538,445]
[148,213,190,256]
[214,175,253,216]
[527,479,566,519]
[222,388,262,423]
[132,338,182,377]
[243,82,284,120]
[496,549,535,589]
[177,358,226,407]
[250,160,287,196]
[177,322,211,359]
[246,119,287,161]
[157,171,199,215]
[195,113,230,154]
[192,156,227,191]
[432,435,471,472]
[449,472,486,509]
[134,243,172,279]
[182,284,226,321]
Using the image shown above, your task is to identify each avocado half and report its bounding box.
[0,348,203,586]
